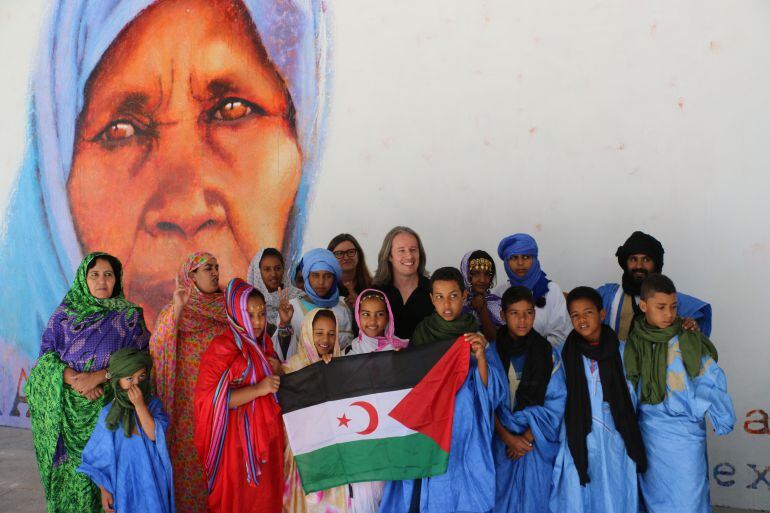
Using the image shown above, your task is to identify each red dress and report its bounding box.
[194,330,284,513]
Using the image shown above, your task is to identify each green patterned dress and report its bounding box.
[25,252,149,512]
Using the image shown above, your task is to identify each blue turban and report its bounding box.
[497,234,550,301]
[301,249,342,308]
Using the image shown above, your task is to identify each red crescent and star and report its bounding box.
[337,401,379,435]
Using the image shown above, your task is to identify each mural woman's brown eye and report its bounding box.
[214,100,251,121]
[101,121,136,141]
[211,98,265,122]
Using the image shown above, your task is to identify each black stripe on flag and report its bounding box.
[278,338,457,414]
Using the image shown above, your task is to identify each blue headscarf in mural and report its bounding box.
[0,0,331,362]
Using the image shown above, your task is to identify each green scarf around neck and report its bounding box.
[411,312,479,346]
[624,317,718,405]
[64,252,141,324]
[105,348,154,438]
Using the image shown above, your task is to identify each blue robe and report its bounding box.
[78,397,175,513]
[597,283,712,337]
[379,348,501,513]
[636,336,735,513]
[488,343,567,513]
[550,343,641,513]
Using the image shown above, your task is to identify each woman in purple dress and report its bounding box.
[26,252,149,513]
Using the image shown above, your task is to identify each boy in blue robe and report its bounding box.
[78,348,174,513]
[550,287,647,513]
[379,267,501,513]
[597,231,711,338]
[625,274,735,513]
[487,286,566,513]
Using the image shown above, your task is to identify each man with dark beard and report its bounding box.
[597,231,712,340]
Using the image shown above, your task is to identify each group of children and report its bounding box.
[380,266,734,513]
[32,229,735,513]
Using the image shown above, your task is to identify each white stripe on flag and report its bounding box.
[283,388,416,456]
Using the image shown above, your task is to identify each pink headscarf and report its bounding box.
[354,289,409,352]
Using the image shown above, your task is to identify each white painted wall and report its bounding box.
[2,1,768,509]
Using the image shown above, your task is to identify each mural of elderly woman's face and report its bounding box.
[67,0,302,325]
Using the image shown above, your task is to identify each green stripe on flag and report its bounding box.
[294,432,449,493]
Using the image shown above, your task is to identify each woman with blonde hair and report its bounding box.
[373,227,432,339]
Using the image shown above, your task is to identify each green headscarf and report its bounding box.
[411,312,479,346]
[63,252,141,324]
[624,317,718,405]
[105,348,154,438]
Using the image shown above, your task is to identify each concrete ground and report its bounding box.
[0,426,765,513]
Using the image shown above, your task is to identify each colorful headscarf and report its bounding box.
[0,0,331,360]
[460,250,504,327]
[353,289,409,351]
[63,252,141,324]
[205,278,276,489]
[497,234,551,302]
[300,249,342,308]
[178,251,227,330]
[105,348,154,438]
[246,249,304,328]
[225,279,274,377]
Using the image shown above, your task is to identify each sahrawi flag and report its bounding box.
[278,337,470,493]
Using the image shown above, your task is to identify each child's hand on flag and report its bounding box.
[464,332,487,361]
[255,375,281,396]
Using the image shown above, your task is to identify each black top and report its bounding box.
[377,276,434,339]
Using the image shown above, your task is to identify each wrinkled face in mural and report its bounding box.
[67,0,302,325]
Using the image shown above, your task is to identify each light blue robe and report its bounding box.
[550,343,641,513]
[488,344,567,513]
[78,397,175,513]
[379,348,502,513]
[597,283,713,337]
[636,336,735,513]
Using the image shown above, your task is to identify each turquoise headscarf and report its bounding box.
[301,248,343,307]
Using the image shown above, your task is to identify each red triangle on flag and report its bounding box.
[388,337,471,452]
